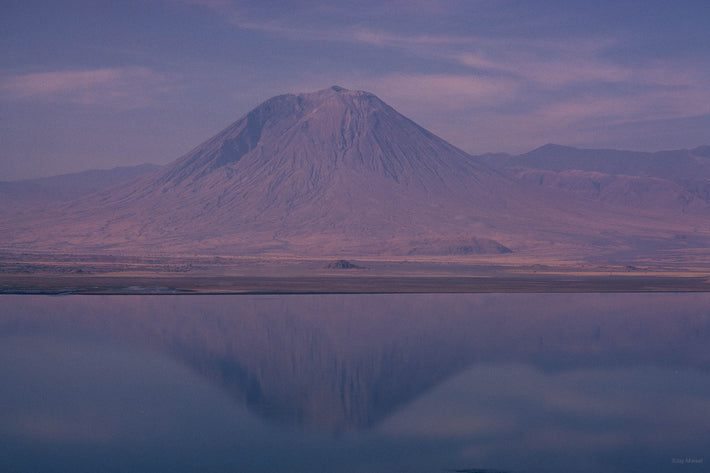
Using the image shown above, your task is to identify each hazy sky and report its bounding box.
[2,0,710,179]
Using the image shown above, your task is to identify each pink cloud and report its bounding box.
[362,71,710,155]
[455,52,634,86]
[352,29,478,47]
[0,67,174,109]
[374,73,520,111]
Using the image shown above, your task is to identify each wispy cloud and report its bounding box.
[194,5,705,94]
[0,67,176,109]
[454,52,636,86]
[122,1,710,153]
[231,19,350,42]
[352,29,479,48]
[350,29,670,90]
[374,73,520,111]
[533,88,710,129]
[352,26,710,151]
[355,65,710,154]
[382,83,710,154]
[177,1,495,47]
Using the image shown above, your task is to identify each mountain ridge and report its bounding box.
[0,163,161,205]
[477,142,710,216]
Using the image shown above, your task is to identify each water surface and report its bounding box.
[1,293,709,472]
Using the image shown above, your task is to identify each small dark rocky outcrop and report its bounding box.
[325,260,360,269]
[407,238,513,256]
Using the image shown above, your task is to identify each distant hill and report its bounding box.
[0,163,161,205]
[477,144,710,214]
[484,143,710,180]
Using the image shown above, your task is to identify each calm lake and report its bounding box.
[1,293,709,472]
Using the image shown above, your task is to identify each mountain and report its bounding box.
[485,143,710,179]
[479,144,710,214]
[1,86,709,260]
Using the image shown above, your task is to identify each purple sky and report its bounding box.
[2,0,710,180]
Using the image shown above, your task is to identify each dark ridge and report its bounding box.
[0,163,161,203]
[447,469,515,473]
[692,145,710,157]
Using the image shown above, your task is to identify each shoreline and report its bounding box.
[3,254,709,294]
[3,274,709,294]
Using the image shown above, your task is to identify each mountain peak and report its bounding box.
[529,143,576,154]
[295,85,380,107]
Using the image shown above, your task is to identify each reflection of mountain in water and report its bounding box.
[2,294,710,432]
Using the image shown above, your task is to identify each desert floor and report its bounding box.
[2,252,709,294]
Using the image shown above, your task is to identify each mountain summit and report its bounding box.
[2,87,708,258]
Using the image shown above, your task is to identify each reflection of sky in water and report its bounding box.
[380,363,710,472]
[1,294,710,472]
